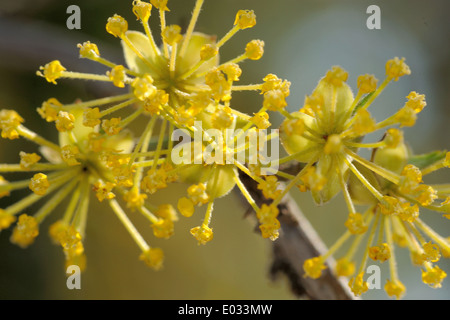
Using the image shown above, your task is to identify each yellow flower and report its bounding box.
[303,257,326,279]
[348,272,369,296]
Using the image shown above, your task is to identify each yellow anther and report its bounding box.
[132,0,152,22]
[60,145,81,166]
[335,258,355,277]
[422,266,447,288]
[144,89,169,115]
[83,107,102,128]
[422,242,441,263]
[384,128,403,148]
[93,181,116,202]
[219,63,242,82]
[101,117,122,136]
[357,74,378,94]
[263,89,287,111]
[187,183,209,206]
[257,176,282,200]
[132,75,156,101]
[177,196,195,218]
[161,161,178,183]
[77,41,100,59]
[344,212,368,235]
[139,248,164,270]
[256,203,279,225]
[245,40,264,60]
[385,57,411,81]
[414,184,437,206]
[405,91,426,113]
[211,106,234,130]
[189,92,212,114]
[399,164,422,193]
[107,65,127,88]
[324,134,343,155]
[150,0,169,11]
[173,106,194,127]
[0,209,16,231]
[379,195,401,215]
[59,226,84,258]
[55,111,75,132]
[205,68,231,102]
[200,44,218,61]
[10,214,39,248]
[299,166,327,193]
[369,243,391,262]
[38,60,66,84]
[162,25,183,46]
[261,74,282,93]
[123,187,148,211]
[29,173,50,196]
[234,10,256,29]
[348,272,369,296]
[394,106,417,127]
[141,168,167,194]
[112,166,135,187]
[351,109,376,135]
[324,66,348,87]
[303,257,326,279]
[0,176,10,198]
[259,217,280,241]
[106,14,128,38]
[37,98,62,122]
[45,219,61,239]
[19,152,41,170]
[152,218,174,239]
[384,279,406,300]
[190,224,214,245]
[155,203,178,221]
[398,202,419,222]
[0,109,24,140]
[250,111,271,129]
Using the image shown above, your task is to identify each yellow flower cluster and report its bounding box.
[275,60,450,299]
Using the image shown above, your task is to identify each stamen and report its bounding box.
[272,157,317,206]
[179,0,205,58]
[99,98,138,117]
[344,148,401,185]
[343,157,383,201]
[109,198,150,252]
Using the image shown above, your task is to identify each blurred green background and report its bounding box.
[0,0,449,300]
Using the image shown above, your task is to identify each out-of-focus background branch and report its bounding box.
[0,0,449,299]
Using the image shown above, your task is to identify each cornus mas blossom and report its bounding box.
[271,59,450,299]
[2,0,449,300]
[3,0,289,268]
[0,108,171,270]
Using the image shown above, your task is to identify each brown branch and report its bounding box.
[239,171,356,300]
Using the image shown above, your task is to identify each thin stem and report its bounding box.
[60,71,111,82]
[272,157,317,207]
[99,98,138,117]
[16,126,60,151]
[345,148,400,185]
[179,0,204,58]
[344,157,384,201]
[109,198,149,252]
